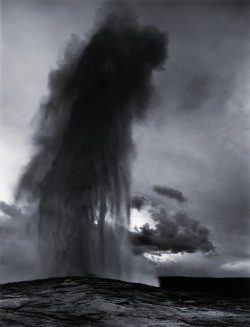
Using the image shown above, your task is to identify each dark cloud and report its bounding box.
[0,200,25,219]
[15,2,168,278]
[131,208,215,255]
[131,194,148,211]
[153,185,186,203]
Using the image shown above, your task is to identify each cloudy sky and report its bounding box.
[1,0,250,281]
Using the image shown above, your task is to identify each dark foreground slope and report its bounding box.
[159,277,250,297]
[1,277,249,326]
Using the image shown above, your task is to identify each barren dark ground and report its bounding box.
[1,277,249,326]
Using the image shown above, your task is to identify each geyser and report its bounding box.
[16,3,167,280]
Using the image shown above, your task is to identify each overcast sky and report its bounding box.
[1,0,250,279]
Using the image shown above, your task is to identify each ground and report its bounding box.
[1,277,249,326]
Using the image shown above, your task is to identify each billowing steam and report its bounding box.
[15,3,167,280]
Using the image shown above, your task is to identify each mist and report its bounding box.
[10,2,167,282]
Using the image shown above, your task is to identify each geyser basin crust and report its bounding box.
[1,277,249,326]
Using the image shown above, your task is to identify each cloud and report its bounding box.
[143,251,177,264]
[153,185,186,202]
[0,201,40,283]
[131,206,215,255]
[131,194,148,211]
[0,200,26,219]
[180,73,213,111]
[155,253,250,278]
[220,260,250,275]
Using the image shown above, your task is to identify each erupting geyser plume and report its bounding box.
[16,3,167,280]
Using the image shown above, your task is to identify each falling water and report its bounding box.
[16,3,167,281]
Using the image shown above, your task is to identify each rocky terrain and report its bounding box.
[1,277,249,326]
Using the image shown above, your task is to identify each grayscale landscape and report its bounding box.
[1,1,249,326]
